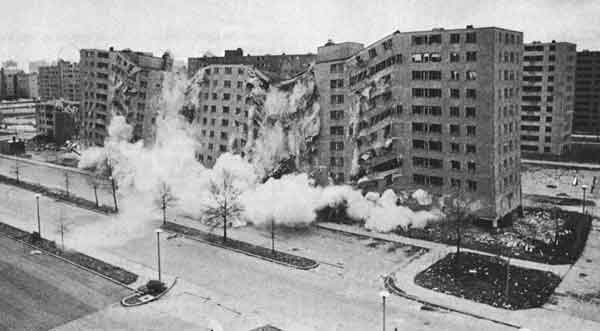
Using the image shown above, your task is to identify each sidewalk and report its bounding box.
[317,222,600,331]
[545,218,600,322]
[522,158,600,170]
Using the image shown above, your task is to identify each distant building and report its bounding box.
[35,99,79,145]
[16,73,39,99]
[0,67,24,100]
[38,60,80,101]
[28,60,50,74]
[521,41,576,155]
[79,48,173,146]
[188,48,316,80]
[574,50,600,135]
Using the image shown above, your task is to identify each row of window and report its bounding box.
[521,135,553,143]
[413,157,477,172]
[209,80,245,89]
[204,67,245,75]
[201,104,247,117]
[349,54,403,86]
[412,105,477,118]
[203,92,244,102]
[412,88,477,99]
[413,174,478,191]
[521,145,554,153]
[412,140,477,154]
[521,115,553,123]
[413,122,477,136]
[412,51,478,63]
[412,31,477,46]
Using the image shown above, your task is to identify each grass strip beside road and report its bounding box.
[0,173,115,214]
[163,221,319,270]
[0,221,138,285]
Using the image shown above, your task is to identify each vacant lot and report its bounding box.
[0,235,130,331]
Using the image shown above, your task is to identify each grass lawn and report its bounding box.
[414,252,562,310]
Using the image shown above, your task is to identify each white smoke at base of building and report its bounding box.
[78,66,447,234]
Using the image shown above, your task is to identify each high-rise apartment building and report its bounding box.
[314,26,523,224]
[79,48,172,146]
[188,48,316,80]
[574,50,600,135]
[521,41,576,155]
[38,60,80,101]
[313,41,364,183]
[16,73,39,99]
[193,64,271,166]
[0,67,23,100]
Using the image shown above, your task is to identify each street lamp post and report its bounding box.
[379,290,390,331]
[582,184,588,215]
[155,229,163,282]
[35,194,41,237]
[271,217,275,254]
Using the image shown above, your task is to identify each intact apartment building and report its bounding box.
[16,73,39,99]
[0,67,22,100]
[35,99,78,144]
[315,26,523,224]
[193,64,270,166]
[38,60,80,101]
[574,50,600,135]
[79,48,172,146]
[521,41,576,155]
[313,41,364,183]
[188,48,316,80]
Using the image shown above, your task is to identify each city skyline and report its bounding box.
[2,0,600,70]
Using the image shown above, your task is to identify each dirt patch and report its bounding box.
[415,252,562,310]
[394,207,591,264]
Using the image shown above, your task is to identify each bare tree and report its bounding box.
[86,175,103,207]
[153,181,178,225]
[55,208,71,251]
[441,192,483,267]
[202,170,243,243]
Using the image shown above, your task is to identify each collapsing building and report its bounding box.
[188,63,322,179]
[314,26,524,225]
[79,48,173,146]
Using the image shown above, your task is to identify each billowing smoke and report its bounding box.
[79,67,445,237]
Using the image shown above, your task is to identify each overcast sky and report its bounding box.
[2,0,599,70]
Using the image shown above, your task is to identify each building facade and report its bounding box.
[574,50,600,135]
[35,99,79,144]
[313,41,365,183]
[0,68,24,100]
[313,27,522,224]
[521,41,576,155]
[79,48,172,146]
[16,73,39,99]
[188,48,316,80]
[192,64,266,166]
[38,60,80,101]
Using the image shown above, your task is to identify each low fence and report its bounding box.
[0,154,115,208]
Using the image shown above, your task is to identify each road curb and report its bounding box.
[0,231,138,293]
[384,276,522,329]
[161,226,319,270]
[0,174,116,215]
